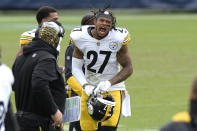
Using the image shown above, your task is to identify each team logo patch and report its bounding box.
[109,42,118,50]
[32,53,37,58]
[97,42,100,46]
[88,104,93,115]
[66,56,71,60]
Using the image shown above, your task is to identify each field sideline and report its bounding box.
[1,11,197,130]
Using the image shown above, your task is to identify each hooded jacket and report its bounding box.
[160,100,197,131]
[12,38,65,117]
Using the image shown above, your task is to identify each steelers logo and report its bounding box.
[109,42,118,50]
[88,104,94,115]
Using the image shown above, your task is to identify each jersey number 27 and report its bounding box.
[87,50,112,74]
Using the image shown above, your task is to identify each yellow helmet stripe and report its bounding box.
[101,105,110,122]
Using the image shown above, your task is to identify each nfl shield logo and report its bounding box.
[97,42,100,46]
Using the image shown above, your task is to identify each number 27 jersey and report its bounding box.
[70,25,131,91]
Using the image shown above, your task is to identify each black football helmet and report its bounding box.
[87,93,115,122]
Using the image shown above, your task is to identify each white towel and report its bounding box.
[121,91,131,117]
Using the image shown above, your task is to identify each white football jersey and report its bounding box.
[20,29,37,45]
[70,25,131,91]
[0,64,14,131]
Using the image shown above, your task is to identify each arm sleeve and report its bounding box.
[72,57,87,87]
[65,44,83,96]
[32,59,58,115]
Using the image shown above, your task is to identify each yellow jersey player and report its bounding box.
[16,6,59,58]
[71,8,133,131]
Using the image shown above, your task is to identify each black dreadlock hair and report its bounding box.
[91,6,116,29]
[81,14,95,25]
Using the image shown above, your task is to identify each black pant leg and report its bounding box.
[16,112,51,131]
[69,121,81,131]
[16,115,40,131]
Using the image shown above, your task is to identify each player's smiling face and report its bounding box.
[95,17,112,38]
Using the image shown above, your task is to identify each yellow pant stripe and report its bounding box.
[67,76,82,96]
[68,87,71,98]
[39,126,42,131]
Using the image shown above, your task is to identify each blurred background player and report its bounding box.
[12,21,65,131]
[16,6,64,73]
[16,6,58,58]
[64,14,95,131]
[160,77,197,131]
[0,48,19,131]
[71,8,133,131]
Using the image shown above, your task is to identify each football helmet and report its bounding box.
[87,93,115,122]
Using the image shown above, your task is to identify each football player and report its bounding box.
[16,6,59,58]
[65,14,95,131]
[0,48,19,131]
[16,6,64,73]
[71,8,133,131]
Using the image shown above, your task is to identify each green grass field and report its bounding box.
[1,10,197,131]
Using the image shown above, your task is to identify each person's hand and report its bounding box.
[59,66,65,73]
[83,84,95,96]
[94,81,111,94]
[51,109,62,126]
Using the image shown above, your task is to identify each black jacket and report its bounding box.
[160,100,197,131]
[12,38,65,117]
[160,112,197,131]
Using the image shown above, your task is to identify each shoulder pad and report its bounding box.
[113,27,131,45]
[70,26,83,43]
[20,29,36,45]
[20,29,36,39]
[70,26,89,46]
